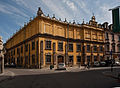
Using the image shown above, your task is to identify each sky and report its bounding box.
[0,0,120,43]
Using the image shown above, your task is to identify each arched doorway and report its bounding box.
[57,55,64,63]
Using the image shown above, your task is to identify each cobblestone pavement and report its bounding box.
[0,66,120,83]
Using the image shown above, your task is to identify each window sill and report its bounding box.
[68,50,73,52]
[58,50,63,51]
[76,50,81,52]
[45,48,52,50]
[93,51,97,53]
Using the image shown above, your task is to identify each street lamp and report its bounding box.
[0,36,4,73]
[110,49,114,72]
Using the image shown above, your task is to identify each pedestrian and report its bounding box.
[78,62,81,68]
[84,62,87,70]
[87,61,90,69]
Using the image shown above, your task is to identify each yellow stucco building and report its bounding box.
[5,7,105,68]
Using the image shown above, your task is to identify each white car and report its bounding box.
[57,63,66,70]
[115,61,120,66]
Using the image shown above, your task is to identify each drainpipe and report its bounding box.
[67,24,69,66]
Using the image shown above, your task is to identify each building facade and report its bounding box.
[5,7,105,68]
[104,22,120,61]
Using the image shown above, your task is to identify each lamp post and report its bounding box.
[0,36,5,73]
[110,49,113,72]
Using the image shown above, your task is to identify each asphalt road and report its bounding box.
[0,68,120,88]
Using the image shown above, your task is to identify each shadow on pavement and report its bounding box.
[0,69,120,88]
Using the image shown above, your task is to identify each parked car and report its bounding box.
[105,60,112,66]
[5,63,9,67]
[93,61,100,67]
[99,61,106,67]
[10,63,16,68]
[115,61,120,66]
[57,63,66,70]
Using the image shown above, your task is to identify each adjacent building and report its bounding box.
[104,6,120,61]
[4,7,105,68]
[104,23,120,61]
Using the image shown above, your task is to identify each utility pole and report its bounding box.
[110,49,113,72]
[67,24,69,66]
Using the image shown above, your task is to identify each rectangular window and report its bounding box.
[118,36,120,41]
[106,32,109,40]
[32,41,35,50]
[25,44,28,52]
[93,46,97,52]
[112,34,114,41]
[14,49,15,55]
[92,32,97,40]
[69,56,73,62]
[25,56,28,65]
[118,45,120,52]
[32,55,35,64]
[77,56,81,62]
[106,45,109,51]
[94,56,97,61]
[21,46,23,53]
[69,43,73,52]
[58,42,63,51]
[76,44,81,52]
[87,56,90,62]
[99,46,103,52]
[46,55,51,63]
[17,48,20,54]
[45,40,51,50]
[85,31,90,39]
[87,45,90,52]
[11,50,13,56]
[21,57,23,65]
[17,57,20,65]
[112,45,115,53]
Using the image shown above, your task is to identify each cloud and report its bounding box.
[0,28,10,43]
[41,0,73,21]
[95,2,112,24]
[0,3,29,19]
[74,0,91,14]
[0,4,13,14]
[63,0,77,11]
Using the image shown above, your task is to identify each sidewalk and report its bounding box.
[66,66,120,72]
[0,69,15,83]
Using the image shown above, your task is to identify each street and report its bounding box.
[0,68,120,88]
